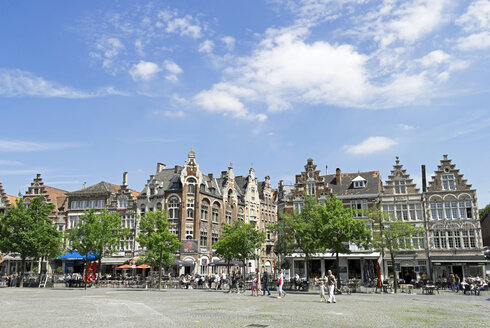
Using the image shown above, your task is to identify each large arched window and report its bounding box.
[168,196,180,219]
[187,178,196,194]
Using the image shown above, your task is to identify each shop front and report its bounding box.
[431,255,486,280]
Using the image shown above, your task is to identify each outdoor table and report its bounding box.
[422,285,436,295]
[400,284,413,294]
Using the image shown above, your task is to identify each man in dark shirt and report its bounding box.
[262,270,271,296]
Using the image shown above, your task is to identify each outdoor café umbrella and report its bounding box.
[136,264,151,269]
[116,264,132,269]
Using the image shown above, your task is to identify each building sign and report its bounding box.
[181,240,198,254]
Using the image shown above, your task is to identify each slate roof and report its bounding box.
[69,181,120,196]
[322,171,381,196]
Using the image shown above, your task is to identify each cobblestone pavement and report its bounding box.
[0,288,489,328]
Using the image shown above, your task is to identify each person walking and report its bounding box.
[319,281,327,302]
[262,270,271,296]
[327,270,337,303]
[277,269,286,298]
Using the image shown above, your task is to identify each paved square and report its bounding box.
[0,288,489,327]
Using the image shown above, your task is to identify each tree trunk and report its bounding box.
[391,253,397,294]
[305,253,310,291]
[158,252,163,291]
[97,258,102,287]
[335,251,340,282]
[19,258,26,288]
[84,259,88,290]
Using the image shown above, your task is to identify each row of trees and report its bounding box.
[271,195,424,293]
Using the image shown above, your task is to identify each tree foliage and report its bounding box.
[67,208,129,288]
[368,208,425,293]
[480,203,490,220]
[315,195,372,277]
[0,196,62,287]
[214,221,265,276]
[137,210,181,290]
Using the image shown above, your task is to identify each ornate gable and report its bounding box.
[384,156,420,195]
[427,154,472,192]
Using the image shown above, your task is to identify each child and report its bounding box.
[252,275,258,296]
[320,281,326,302]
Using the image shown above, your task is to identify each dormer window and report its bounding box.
[150,188,155,196]
[352,175,366,189]
[442,175,455,190]
[394,180,406,194]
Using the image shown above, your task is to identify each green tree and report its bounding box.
[315,195,372,280]
[67,208,128,289]
[480,203,490,220]
[137,210,181,290]
[214,221,265,277]
[0,196,62,287]
[369,209,425,293]
[271,196,323,282]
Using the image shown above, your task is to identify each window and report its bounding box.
[168,197,179,219]
[188,184,195,194]
[150,188,155,196]
[71,201,79,210]
[433,231,441,248]
[293,202,304,214]
[394,181,406,194]
[306,184,315,196]
[226,210,232,224]
[69,215,80,229]
[118,199,127,209]
[351,200,367,217]
[185,225,193,239]
[454,231,461,248]
[353,181,366,188]
[201,205,208,221]
[442,175,455,190]
[169,225,178,235]
[200,228,208,246]
[156,202,162,210]
[140,204,146,216]
[97,200,105,208]
[212,207,219,223]
[187,208,194,219]
[448,230,454,248]
[212,229,219,245]
[430,202,443,220]
[469,229,476,248]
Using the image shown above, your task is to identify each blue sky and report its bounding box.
[1,0,489,206]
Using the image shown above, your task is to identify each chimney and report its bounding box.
[83,182,86,189]
[174,165,179,173]
[325,165,328,174]
[443,154,448,160]
[221,171,227,178]
[421,165,427,192]
[122,172,128,186]
[36,173,41,179]
[336,168,341,185]
[156,163,166,174]
[208,173,214,180]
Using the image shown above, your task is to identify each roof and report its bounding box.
[323,171,381,196]
[69,181,120,196]
[43,185,68,210]
[6,194,20,205]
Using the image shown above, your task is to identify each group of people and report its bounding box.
[1,273,20,287]
[315,270,338,303]
[446,273,489,295]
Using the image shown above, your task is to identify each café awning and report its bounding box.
[58,252,96,261]
[101,257,131,265]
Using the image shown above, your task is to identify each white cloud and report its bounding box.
[221,36,235,51]
[199,40,214,54]
[193,83,266,121]
[455,0,490,50]
[0,160,23,166]
[91,37,125,70]
[419,50,450,67]
[163,110,185,118]
[163,13,202,39]
[163,60,183,83]
[456,31,490,50]
[456,0,490,33]
[0,68,121,98]
[399,124,415,131]
[0,140,80,152]
[129,61,161,81]
[344,137,397,155]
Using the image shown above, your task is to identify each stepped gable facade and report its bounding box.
[22,174,68,231]
[137,149,277,275]
[0,182,20,215]
[381,157,428,281]
[278,158,382,282]
[424,154,485,278]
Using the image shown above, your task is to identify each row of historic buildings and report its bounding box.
[0,151,487,282]
[279,155,486,283]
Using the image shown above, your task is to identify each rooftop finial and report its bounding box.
[395,156,400,165]
[188,147,196,159]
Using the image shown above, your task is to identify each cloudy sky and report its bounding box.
[1,0,489,205]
